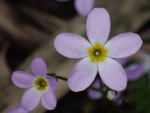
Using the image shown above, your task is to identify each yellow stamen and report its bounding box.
[88,42,108,62]
[34,77,48,91]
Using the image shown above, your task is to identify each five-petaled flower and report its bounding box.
[57,0,94,16]
[54,8,143,92]
[12,57,57,111]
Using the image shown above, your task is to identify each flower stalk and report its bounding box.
[47,73,68,81]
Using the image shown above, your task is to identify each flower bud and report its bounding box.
[107,90,117,101]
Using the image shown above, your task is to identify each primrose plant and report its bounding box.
[54,8,143,92]
[9,58,57,113]
[8,8,143,113]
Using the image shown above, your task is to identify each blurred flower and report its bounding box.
[54,8,143,92]
[12,57,57,111]
[137,50,150,84]
[116,58,144,81]
[137,50,150,72]
[125,63,144,81]
[8,106,29,113]
[88,79,122,105]
[57,0,94,16]
[87,79,103,100]
[115,57,130,66]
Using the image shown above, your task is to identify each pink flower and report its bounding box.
[12,57,57,111]
[57,0,94,16]
[8,106,29,113]
[54,8,143,92]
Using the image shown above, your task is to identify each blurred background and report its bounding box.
[0,0,150,113]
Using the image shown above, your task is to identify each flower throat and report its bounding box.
[88,43,108,62]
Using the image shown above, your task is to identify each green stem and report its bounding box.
[47,73,68,81]
[99,76,107,97]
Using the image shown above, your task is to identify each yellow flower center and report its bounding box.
[34,77,48,91]
[88,42,108,62]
